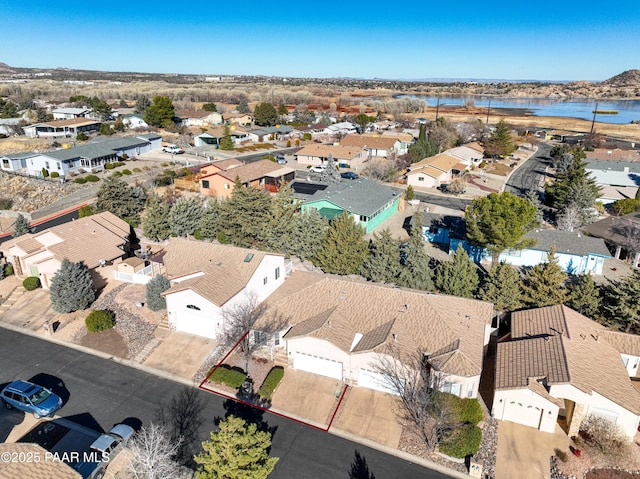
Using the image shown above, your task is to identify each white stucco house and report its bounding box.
[255,272,494,397]
[493,305,640,438]
[121,114,148,129]
[161,238,286,339]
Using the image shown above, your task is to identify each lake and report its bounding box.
[399,95,640,124]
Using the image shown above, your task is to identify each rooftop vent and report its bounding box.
[244,253,254,263]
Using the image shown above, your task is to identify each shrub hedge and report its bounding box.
[210,365,246,389]
[86,175,100,182]
[23,276,41,291]
[438,424,482,459]
[74,177,87,184]
[50,171,60,178]
[85,309,116,333]
[122,169,132,175]
[4,264,13,276]
[105,163,115,170]
[258,366,284,399]
[450,396,483,425]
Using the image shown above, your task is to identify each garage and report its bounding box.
[501,401,543,429]
[293,352,342,380]
[358,369,398,395]
[173,310,219,339]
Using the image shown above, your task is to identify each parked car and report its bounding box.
[340,171,359,180]
[276,154,287,165]
[309,165,326,173]
[1,379,63,418]
[90,424,135,458]
[436,183,448,192]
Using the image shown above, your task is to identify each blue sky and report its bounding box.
[2,0,639,81]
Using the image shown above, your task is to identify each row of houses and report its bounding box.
[407,142,485,189]
[4,224,640,441]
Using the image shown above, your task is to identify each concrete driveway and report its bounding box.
[332,387,403,448]
[271,369,342,426]
[0,288,57,332]
[495,420,569,479]
[143,331,217,380]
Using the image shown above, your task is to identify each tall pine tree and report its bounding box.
[142,193,171,242]
[11,213,33,238]
[217,180,272,248]
[396,213,434,291]
[263,184,299,253]
[566,273,601,319]
[435,245,479,298]
[480,261,523,313]
[49,259,96,313]
[288,209,329,262]
[314,212,368,275]
[601,269,640,333]
[168,196,203,237]
[198,198,222,241]
[360,229,402,284]
[522,247,568,308]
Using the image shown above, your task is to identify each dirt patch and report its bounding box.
[78,328,128,358]
[586,469,640,479]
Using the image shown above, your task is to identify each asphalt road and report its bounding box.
[0,328,452,479]
[504,142,552,197]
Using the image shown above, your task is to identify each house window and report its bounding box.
[2,159,8,168]
[202,180,210,189]
[45,161,49,169]
[224,183,230,189]
[274,332,280,346]
[418,177,424,181]
[275,267,280,280]
[263,276,268,285]
[186,304,201,311]
[467,383,474,398]
[56,162,61,169]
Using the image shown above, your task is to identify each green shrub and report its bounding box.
[85,309,116,333]
[74,177,87,184]
[41,168,49,178]
[258,367,284,399]
[78,205,95,218]
[303,133,312,141]
[0,198,13,209]
[86,175,100,182]
[76,132,88,141]
[105,163,115,170]
[122,169,132,175]
[4,264,14,276]
[50,171,60,178]
[450,397,483,425]
[438,424,482,459]
[478,160,487,168]
[111,171,123,177]
[133,168,141,173]
[23,276,41,291]
[209,365,246,389]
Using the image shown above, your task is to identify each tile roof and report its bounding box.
[303,177,398,217]
[599,330,640,357]
[0,443,81,479]
[497,305,640,414]
[262,275,493,377]
[161,238,279,307]
[339,134,398,150]
[295,143,365,160]
[413,153,463,171]
[522,229,611,257]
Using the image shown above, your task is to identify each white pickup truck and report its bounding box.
[162,144,184,154]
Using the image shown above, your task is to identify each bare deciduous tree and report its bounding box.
[373,346,454,449]
[127,423,184,479]
[611,217,640,268]
[220,292,288,373]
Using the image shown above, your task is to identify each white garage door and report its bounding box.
[502,401,543,429]
[358,369,398,395]
[174,311,219,339]
[294,352,342,380]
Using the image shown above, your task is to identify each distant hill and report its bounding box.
[603,69,640,86]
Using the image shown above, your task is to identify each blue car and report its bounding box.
[1,380,63,418]
[340,171,359,180]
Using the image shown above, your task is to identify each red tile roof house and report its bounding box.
[199,159,296,199]
[1,211,132,290]
[492,305,640,439]
[254,272,494,397]
[160,238,286,339]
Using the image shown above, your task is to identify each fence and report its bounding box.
[113,264,155,285]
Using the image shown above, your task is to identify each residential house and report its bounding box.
[1,211,132,290]
[299,177,400,233]
[380,131,415,155]
[23,118,101,138]
[493,304,640,438]
[175,109,223,127]
[194,126,249,147]
[324,122,357,137]
[161,238,285,339]
[222,112,253,126]
[295,144,367,170]
[407,153,466,189]
[0,151,38,173]
[199,159,295,198]
[446,144,485,167]
[293,124,328,140]
[256,272,494,397]
[246,125,293,142]
[582,212,640,268]
[584,158,640,204]
[0,443,81,479]
[339,134,401,158]
[121,114,148,129]
[51,107,91,120]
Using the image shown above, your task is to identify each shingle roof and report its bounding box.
[407,165,447,179]
[42,135,154,161]
[295,143,365,160]
[304,177,398,217]
[0,443,81,479]
[581,212,640,244]
[413,153,463,171]
[497,305,640,414]
[523,229,611,257]
[339,134,398,150]
[161,238,280,307]
[263,274,493,377]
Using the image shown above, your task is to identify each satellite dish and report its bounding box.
[99,259,106,267]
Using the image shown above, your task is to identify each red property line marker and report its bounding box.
[0,204,87,239]
[198,329,249,389]
[327,384,349,431]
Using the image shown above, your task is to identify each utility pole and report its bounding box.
[590,102,598,133]
[435,97,440,122]
[486,99,491,124]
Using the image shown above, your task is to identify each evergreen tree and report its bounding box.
[601,269,640,333]
[480,261,523,313]
[11,213,33,238]
[396,213,434,291]
[237,98,251,114]
[198,198,222,241]
[202,102,217,112]
[49,259,96,313]
[320,157,341,184]
[566,274,601,319]
[277,104,288,116]
[524,190,544,226]
[168,196,203,237]
[144,95,175,128]
[465,192,537,264]
[352,113,374,132]
[360,229,402,284]
[484,119,515,158]
[545,147,600,209]
[263,185,299,253]
[146,275,170,311]
[434,245,479,298]
[217,181,272,248]
[134,95,151,115]
[219,125,234,150]
[288,209,329,262]
[253,102,278,127]
[142,193,171,242]
[521,247,568,308]
[408,124,439,163]
[314,212,368,275]
[95,176,146,225]
[194,415,278,479]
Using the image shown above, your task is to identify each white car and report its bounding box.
[309,165,326,173]
[90,424,135,458]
